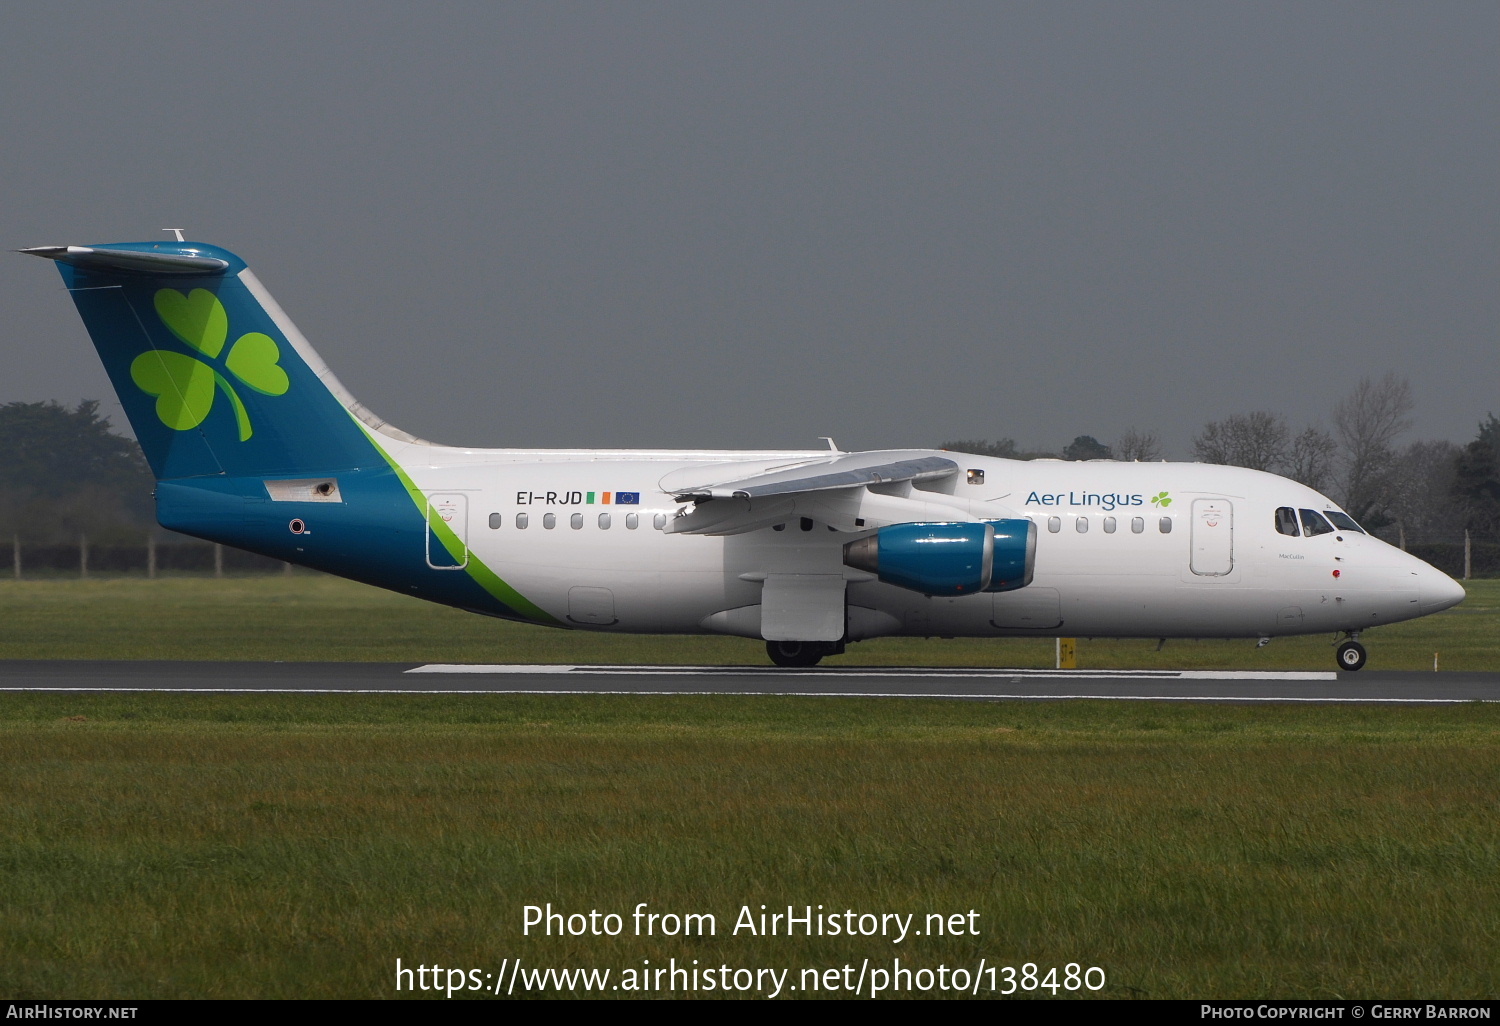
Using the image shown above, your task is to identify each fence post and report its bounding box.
[12,534,19,580]
[147,535,157,579]
[1464,529,1472,581]
[80,533,88,579]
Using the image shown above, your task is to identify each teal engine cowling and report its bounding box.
[842,519,1036,597]
[982,518,1037,592]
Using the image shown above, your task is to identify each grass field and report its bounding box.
[0,574,1494,670]
[3,576,1498,999]
[2,693,1498,999]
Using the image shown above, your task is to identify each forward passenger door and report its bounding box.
[1189,498,1233,577]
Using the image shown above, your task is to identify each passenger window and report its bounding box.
[654,513,667,531]
[570,513,583,530]
[967,469,985,485]
[598,513,611,530]
[1159,517,1172,534]
[1131,517,1144,534]
[626,513,638,530]
[1103,517,1116,534]
[543,513,556,530]
[488,512,502,530]
[1299,509,1333,537]
[1275,507,1300,537]
[1325,511,1365,535]
[516,512,528,529]
[1076,517,1088,533]
[1047,516,1061,534]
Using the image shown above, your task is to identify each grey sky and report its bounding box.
[3,2,1495,456]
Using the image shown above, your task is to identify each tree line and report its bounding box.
[0,400,154,545]
[0,401,286,576]
[2,385,1495,575]
[944,373,1500,560]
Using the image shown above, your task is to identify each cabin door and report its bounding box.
[426,493,469,569]
[1190,498,1233,576]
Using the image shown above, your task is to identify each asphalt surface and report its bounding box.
[1,661,1497,703]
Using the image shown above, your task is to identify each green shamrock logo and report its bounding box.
[1150,491,1172,507]
[129,288,289,441]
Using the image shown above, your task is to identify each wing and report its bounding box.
[668,453,959,502]
[658,451,976,536]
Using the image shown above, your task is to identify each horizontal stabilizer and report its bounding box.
[21,245,230,275]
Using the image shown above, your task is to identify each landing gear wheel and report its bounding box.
[1336,640,1367,672]
[766,640,825,668]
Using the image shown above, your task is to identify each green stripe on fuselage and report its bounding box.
[351,419,559,626]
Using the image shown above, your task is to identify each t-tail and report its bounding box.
[24,241,407,478]
[24,241,553,624]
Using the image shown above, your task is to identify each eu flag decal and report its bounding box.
[615,492,640,505]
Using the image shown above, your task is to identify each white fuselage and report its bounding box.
[390,442,1463,640]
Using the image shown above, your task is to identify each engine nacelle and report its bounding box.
[842,521,994,596]
[982,518,1037,592]
[842,519,1037,597]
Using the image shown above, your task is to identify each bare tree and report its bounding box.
[1334,373,1414,524]
[1191,412,1289,471]
[1386,440,1462,546]
[1115,428,1163,462]
[1284,426,1338,492]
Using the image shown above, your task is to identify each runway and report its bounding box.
[1,660,1498,703]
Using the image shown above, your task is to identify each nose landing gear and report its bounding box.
[1336,633,1367,672]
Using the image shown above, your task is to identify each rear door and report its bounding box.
[426,493,469,570]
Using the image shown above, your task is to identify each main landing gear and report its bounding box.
[765,640,843,668]
[1336,633,1368,672]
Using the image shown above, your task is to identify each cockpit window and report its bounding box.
[1324,511,1366,535]
[1275,507,1300,537]
[1299,509,1334,537]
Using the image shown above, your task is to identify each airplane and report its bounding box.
[22,239,1466,671]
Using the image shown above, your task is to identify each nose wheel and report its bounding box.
[1336,638,1367,672]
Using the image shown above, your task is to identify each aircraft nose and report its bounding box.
[1419,569,1466,614]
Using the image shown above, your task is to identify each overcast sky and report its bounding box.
[3,2,1495,456]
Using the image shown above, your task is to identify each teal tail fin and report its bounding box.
[24,240,555,626]
[23,241,405,480]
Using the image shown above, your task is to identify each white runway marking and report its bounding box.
[405,664,1338,681]
[0,686,1482,704]
[10,661,1489,704]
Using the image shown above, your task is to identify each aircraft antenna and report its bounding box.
[817,436,838,452]
[162,228,186,242]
